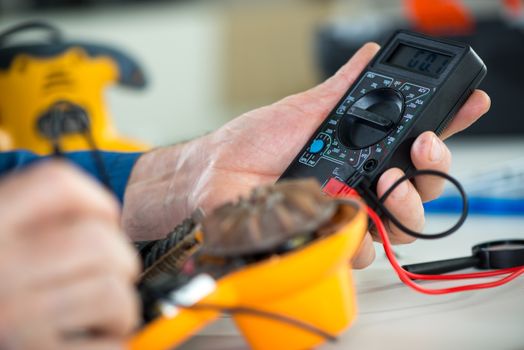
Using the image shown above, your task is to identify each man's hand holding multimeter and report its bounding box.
[124,33,490,269]
[279,31,490,243]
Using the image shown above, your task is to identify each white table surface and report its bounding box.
[180,139,524,350]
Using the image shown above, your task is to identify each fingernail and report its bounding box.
[429,135,443,162]
[392,180,409,200]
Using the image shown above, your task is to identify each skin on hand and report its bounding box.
[0,162,140,350]
[123,43,490,269]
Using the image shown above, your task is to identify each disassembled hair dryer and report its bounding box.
[131,179,368,350]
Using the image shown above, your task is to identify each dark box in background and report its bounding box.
[316,18,524,136]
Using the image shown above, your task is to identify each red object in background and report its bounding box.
[504,0,523,16]
[404,0,474,35]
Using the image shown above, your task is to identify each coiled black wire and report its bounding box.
[357,169,469,240]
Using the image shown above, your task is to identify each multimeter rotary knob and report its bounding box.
[338,88,404,149]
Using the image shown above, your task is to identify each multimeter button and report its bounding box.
[338,88,404,149]
[309,139,325,154]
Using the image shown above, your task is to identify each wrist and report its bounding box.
[121,135,213,241]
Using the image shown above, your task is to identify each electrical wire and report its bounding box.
[366,206,524,294]
[0,21,62,48]
[50,106,65,157]
[46,103,113,193]
[357,169,468,239]
[83,127,113,191]
[331,171,524,294]
[174,303,338,342]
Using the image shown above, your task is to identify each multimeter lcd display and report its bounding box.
[386,43,453,77]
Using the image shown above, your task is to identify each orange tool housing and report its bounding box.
[129,199,368,350]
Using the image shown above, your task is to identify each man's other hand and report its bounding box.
[0,162,140,350]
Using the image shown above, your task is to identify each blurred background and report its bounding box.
[2,0,524,145]
[0,0,523,212]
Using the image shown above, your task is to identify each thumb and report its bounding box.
[279,42,381,119]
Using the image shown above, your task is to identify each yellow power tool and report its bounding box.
[0,21,149,154]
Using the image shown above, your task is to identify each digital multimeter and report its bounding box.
[280,30,486,197]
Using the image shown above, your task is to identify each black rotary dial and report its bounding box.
[338,88,405,149]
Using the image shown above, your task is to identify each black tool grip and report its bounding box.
[402,256,479,275]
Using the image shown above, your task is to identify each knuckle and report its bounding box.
[436,142,452,170]
[386,219,419,245]
[91,194,120,223]
[427,191,443,203]
[398,235,417,244]
[121,250,141,282]
[90,238,119,268]
[444,144,452,167]
[66,234,119,276]
[83,224,115,250]
[34,162,80,189]
[110,244,140,281]
[29,166,83,208]
[352,235,376,269]
[32,163,119,221]
[353,254,375,269]
[377,168,403,194]
[105,199,121,221]
[64,228,107,265]
[422,184,444,202]
[89,231,138,279]
[124,249,141,280]
[99,277,139,334]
